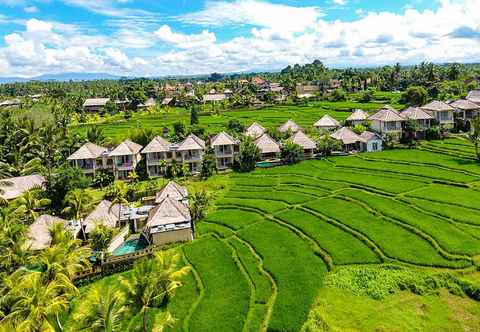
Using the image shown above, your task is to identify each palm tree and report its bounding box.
[158,159,167,185]
[74,284,126,332]
[468,115,480,161]
[14,189,51,224]
[108,181,129,226]
[120,251,189,332]
[62,189,92,240]
[1,272,72,332]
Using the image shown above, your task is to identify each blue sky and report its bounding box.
[0,0,478,77]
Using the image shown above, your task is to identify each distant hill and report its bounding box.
[0,72,124,84]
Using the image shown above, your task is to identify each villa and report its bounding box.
[368,107,404,137]
[254,133,281,160]
[27,215,81,250]
[0,98,22,109]
[176,134,205,174]
[137,97,157,109]
[450,99,480,122]
[278,119,301,134]
[400,107,434,138]
[245,122,266,139]
[421,101,455,127]
[202,93,227,103]
[467,90,480,105]
[109,140,143,180]
[210,132,240,170]
[143,197,194,246]
[142,136,174,177]
[331,127,363,152]
[346,109,369,126]
[359,131,383,152]
[67,143,110,176]
[84,200,126,234]
[291,131,317,158]
[0,174,45,201]
[314,115,340,131]
[83,98,110,112]
[155,181,188,204]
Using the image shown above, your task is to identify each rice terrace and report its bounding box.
[68,138,480,331]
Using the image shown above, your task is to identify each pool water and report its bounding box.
[112,238,148,256]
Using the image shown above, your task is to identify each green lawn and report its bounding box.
[71,143,480,331]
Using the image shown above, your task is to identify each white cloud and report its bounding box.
[1,0,480,78]
[154,25,216,49]
[178,0,323,33]
[332,0,347,5]
[24,6,38,13]
[61,0,152,17]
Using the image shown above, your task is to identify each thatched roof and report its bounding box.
[467,90,480,104]
[109,139,143,157]
[292,131,316,150]
[155,181,188,204]
[369,107,404,122]
[360,131,381,142]
[245,122,266,138]
[142,136,172,154]
[83,98,110,107]
[421,100,454,112]
[254,134,281,154]
[68,142,108,160]
[450,99,480,110]
[161,97,174,105]
[0,98,21,107]
[27,215,67,250]
[314,115,340,128]
[400,107,434,120]
[211,131,239,146]
[147,197,191,227]
[0,174,45,200]
[84,200,123,233]
[347,109,369,122]
[177,134,205,151]
[331,127,362,145]
[203,94,226,102]
[278,119,301,133]
[138,98,156,108]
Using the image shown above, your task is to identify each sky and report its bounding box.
[0,0,479,78]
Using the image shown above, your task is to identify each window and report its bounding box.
[385,122,398,131]
[372,142,378,151]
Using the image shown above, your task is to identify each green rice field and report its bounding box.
[72,100,399,141]
[71,139,480,331]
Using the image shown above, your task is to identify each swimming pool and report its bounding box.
[112,238,148,256]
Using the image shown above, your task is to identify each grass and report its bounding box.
[304,197,470,268]
[183,236,251,332]
[204,208,263,230]
[275,208,380,265]
[342,189,480,257]
[406,184,480,210]
[238,219,328,331]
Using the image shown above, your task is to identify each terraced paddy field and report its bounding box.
[70,141,480,331]
[72,100,398,141]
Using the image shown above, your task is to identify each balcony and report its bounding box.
[115,162,135,171]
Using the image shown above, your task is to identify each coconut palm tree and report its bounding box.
[62,189,92,240]
[74,284,126,332]
[13,189,51,224]
[158,159,167,185]
[108,181,129,225]
[120,251,189,332]
[468,115,480,161]
[1,272,73,332]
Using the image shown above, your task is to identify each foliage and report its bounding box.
[468,114,480,161]
[86,126,106,145]
[190,105,199,126]
[200,148,217,179]
[189,190,209,222]
[172,122,186,141]
[281,141,304,164]
[226,119,245,134]
[352,124,367,134]
[45,165,90,211]
[13,189,51,224]
[330,88,347,102]
[92,169,115,188]
[234,137,260,172]
[89,224,115,252]
[314,135,342,156]
[401,86,428,106]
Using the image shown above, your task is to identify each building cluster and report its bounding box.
[25,180,194,252]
